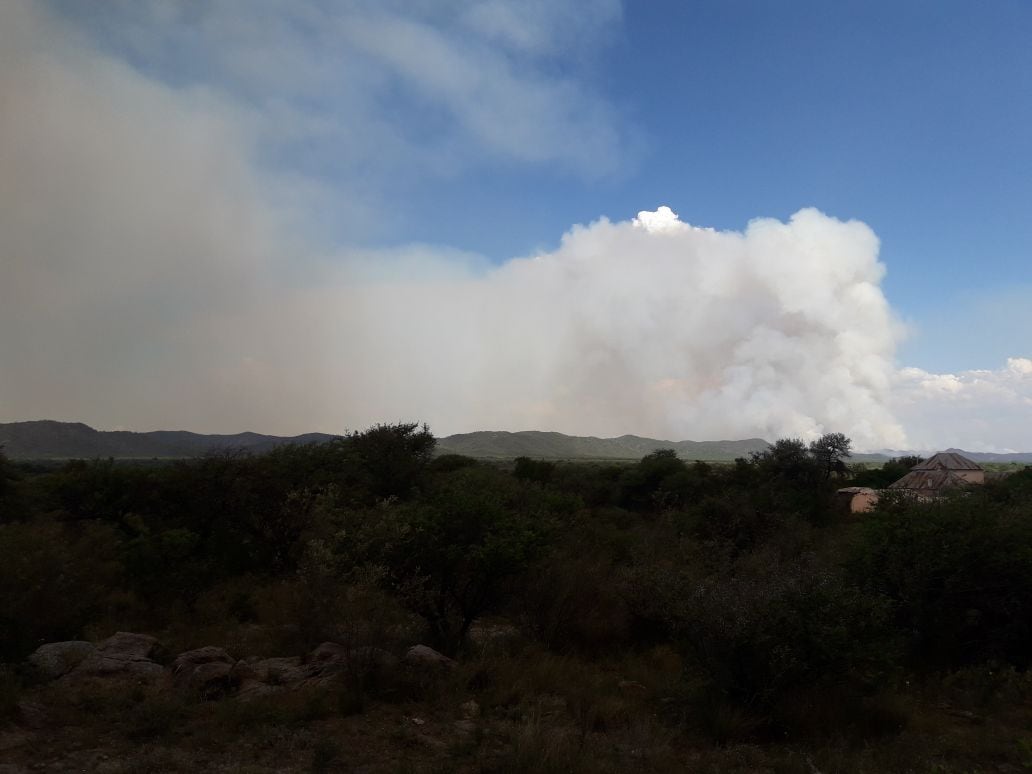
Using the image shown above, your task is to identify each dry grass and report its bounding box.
[7,641,1032,773]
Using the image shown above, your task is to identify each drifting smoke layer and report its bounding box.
[302,206,907,449]
[9,0,1030,451]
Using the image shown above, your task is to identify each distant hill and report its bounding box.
[912,447,1032,465]
[3,421,1030,464]
[0,422,769,462]
[435,430,771,461]
[0,420,336,459]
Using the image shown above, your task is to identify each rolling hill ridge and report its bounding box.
[3,421,1030,463]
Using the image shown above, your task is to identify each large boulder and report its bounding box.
[188,661,237,699]
[172,646,233,672]
[309,642,398,672]
[97,632,165,661]
[310,642,349,664]
[171,647,236,697]
[27,641,95,680]
[404,645,456,671]
[235,656,304,686]
[233,656,311,700]
[66,632,165,682]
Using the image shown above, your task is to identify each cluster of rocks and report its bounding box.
[26,632,456,701]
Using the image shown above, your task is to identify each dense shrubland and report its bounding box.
[3,426,1032,770]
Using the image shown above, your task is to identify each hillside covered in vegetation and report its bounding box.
[2,424,1032,772]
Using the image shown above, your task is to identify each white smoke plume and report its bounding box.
[2,0,1028,451]
[269,206,907,450]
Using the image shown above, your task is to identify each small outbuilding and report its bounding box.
[836,486,879,514]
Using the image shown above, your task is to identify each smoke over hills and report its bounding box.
[1,1,1029,451]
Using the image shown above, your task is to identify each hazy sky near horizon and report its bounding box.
[1,0,1030,450]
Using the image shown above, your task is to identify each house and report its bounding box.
[888,451,984,498]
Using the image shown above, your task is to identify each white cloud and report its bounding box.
[893,360,1032,451]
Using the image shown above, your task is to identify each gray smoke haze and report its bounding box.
[2,0,1029,451]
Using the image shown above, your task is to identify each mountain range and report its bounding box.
[2,421,1031,464]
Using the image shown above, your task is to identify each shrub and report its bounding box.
[344,466,553,655]
[631,548,894,737]
[514,550,630,653]
[849,493,1032,669]
[0,518,123,659]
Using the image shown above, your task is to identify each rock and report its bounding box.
[15,701,47,730]
[72,655,164,681]
[309,642,398,673]
[172,646,233,674]
[66,632,165,682]
[187,661,237,699]
[404,645,456,671]
[238,656,303,686]
[0,728,33,753]
[27,641,95,680]
[171,646,235,694]
[310,642,349,663]
[232,657,303,700]
[460,699,480,718]
[97,632,164,661]
[234,679,286,701]
[618,680,648,694]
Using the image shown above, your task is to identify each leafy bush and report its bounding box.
[344,466,553,655]
[849,492,1032,669]
[0,518,123,659]
[630,548,894,736]
[515,550,631,653]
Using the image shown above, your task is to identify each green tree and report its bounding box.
[808,432,853,480]
[617,449,688,510]
[350,422,435,500]
[850,455,922,489]
[346,466,550,655]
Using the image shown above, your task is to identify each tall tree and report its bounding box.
[809,432,853,480]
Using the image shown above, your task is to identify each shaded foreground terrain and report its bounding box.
[3,425,1032,772]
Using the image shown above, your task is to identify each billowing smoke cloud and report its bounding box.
[1,0,1028,451]
[281,206,905,449]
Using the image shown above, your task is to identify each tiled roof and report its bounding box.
[889,469,968,492]
[912,452,982,471]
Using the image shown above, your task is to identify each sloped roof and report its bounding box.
[912,452,982,471]
[889,469,969,492]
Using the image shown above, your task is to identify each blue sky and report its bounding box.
[1,0,1030,449]
[396,0,1032,371]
